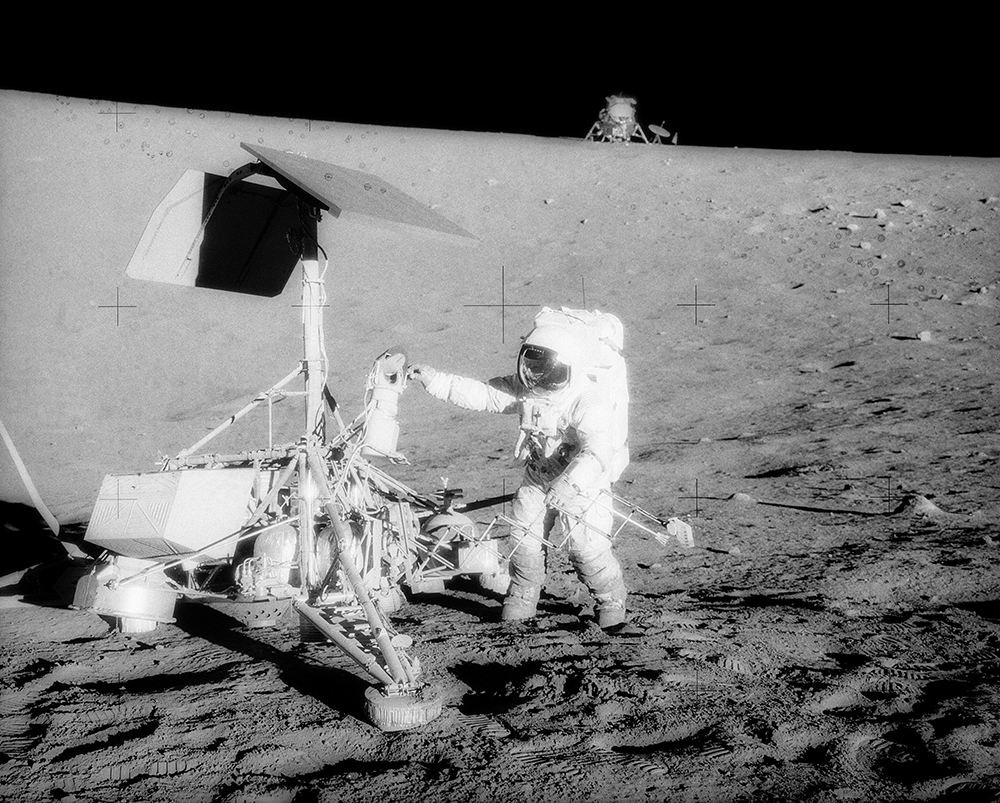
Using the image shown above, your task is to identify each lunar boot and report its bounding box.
[573,552,628,629]
[501,552,546,621]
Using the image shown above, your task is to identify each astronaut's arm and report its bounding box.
[424,371,520,414]
[561,399,616,491]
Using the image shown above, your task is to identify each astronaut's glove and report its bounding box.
[405,364,437,389]
[666,517,695,549]
[545,474,586,515]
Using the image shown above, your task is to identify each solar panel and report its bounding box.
[241,143,476,242]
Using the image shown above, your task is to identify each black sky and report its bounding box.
[3,29,993,157]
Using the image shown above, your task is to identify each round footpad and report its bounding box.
[364,685,442,732]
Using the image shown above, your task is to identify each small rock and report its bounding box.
[899,199,913,207]
[977,286,989,294]
[892,494,949,518]
[486,178,499,186]
[729,492,757,504]
[939,294,950,300]
[918,330,933,341]
[833,288,846,294]
[875,209,887,219]
[580,218,587,225]
[860,241,872,250]
[543,198,555,205]
[847,223,860,232]
[728,546,742,555]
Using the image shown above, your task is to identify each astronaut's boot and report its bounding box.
[501,552,545,621]
[574,553,628,630]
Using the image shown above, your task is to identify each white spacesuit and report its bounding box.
[408,325,628,629]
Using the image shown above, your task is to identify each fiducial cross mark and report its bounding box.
[464,266,541,343]
[870,285,908,324]
[676,285,715,325]
[98,288,137,326]
[98,102,137,132]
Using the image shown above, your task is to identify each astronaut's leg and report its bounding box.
[502,482,551,621]
[565,489,628,628]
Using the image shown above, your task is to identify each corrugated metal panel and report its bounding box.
[85,469,257,560]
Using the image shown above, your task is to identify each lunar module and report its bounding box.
[585,95,676,145]
[66,143,693,731]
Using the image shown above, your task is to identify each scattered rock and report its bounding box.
[892,495,950,518]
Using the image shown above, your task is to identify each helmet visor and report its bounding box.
[518,345,570,391]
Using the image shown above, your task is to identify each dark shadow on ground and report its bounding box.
[173,602,371,723]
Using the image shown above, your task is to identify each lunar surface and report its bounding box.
[1,89,998,802]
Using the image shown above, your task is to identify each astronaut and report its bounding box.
[407,325,628,629]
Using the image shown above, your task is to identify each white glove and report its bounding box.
[405,364,437,389]
[545,474,584,514]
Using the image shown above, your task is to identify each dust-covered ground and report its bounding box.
[1,90,999,803]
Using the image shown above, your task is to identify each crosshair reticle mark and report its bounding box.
[114,477,138,519]
[291,301,331,309]
[870,285,909,324]
[98,288,137,326]
[676,285,716,325]
[464,266,541,343]
[98,102,137,132]
[882,475,894,514]
[679,479,704,516]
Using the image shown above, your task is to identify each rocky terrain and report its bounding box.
[1,90,998,802]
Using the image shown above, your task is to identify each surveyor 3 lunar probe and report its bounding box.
[70,144,499,730]
[69,144,694,731]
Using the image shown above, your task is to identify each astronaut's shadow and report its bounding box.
[404,578,584,625]
[404,578,501,622]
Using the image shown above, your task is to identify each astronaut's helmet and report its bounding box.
[517,326,576,393]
